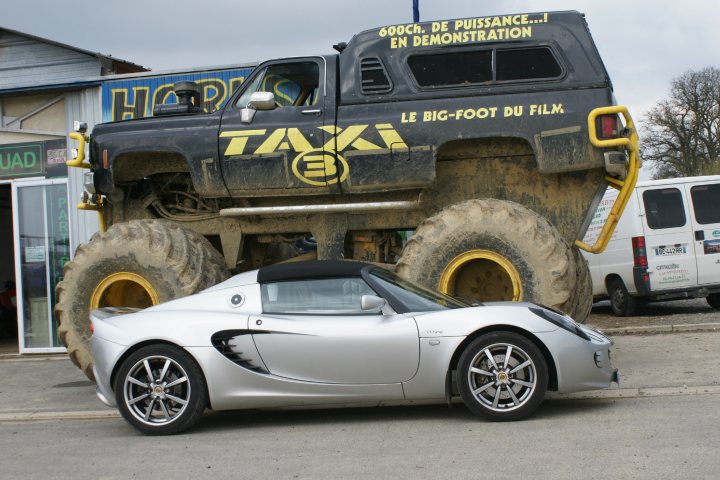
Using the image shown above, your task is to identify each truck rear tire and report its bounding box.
[396,199,577,316]
[55,220,229,380]
[565,248,593,322]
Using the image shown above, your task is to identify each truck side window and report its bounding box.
[408,50,492,87]
[407,46,561,88]
[236,62,319,108]
[690,184,720,224]
[642,188,686,229]
[496,47,562,81]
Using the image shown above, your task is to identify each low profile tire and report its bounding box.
[458,332,548,421]
[396,199,576,313]
[115,344,207,435]
[55,220,229,380]
[707,293,720,309]
[608,278,636,317]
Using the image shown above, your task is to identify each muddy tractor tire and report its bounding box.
[396,199,578,316]
[565,248,593,322]
[55,220,229,380]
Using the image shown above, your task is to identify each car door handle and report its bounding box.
[301,109,322,116]
[695,230,705,241]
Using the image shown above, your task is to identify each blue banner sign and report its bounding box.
[101,67,254,122]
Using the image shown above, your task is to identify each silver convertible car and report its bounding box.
[91,261,619,435]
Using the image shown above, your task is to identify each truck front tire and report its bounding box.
[396,199,580,318]
[55,220,229,380]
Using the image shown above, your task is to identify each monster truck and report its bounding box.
[60,10,639,379]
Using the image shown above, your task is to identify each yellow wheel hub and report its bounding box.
[439,250,523,303]
[90,272,159,310]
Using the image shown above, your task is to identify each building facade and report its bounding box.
[0,26,253,354]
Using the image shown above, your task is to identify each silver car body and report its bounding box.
[91,266,617,412]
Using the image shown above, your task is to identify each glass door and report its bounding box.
[12,178,71,353]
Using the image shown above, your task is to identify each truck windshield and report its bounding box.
[368,267,469,311]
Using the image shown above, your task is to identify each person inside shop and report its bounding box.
[0,280,17,338]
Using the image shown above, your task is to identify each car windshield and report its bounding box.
[368,267,469,311]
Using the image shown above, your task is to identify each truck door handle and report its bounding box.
[695,230,705,241]
[301,109,322,116]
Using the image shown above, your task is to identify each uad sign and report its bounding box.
[0,140,67,179]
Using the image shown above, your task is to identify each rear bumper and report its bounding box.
[91,334,124,409]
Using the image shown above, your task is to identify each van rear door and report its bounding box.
[685,180,720,286]
[639,186,698,291]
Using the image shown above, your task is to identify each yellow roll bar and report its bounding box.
[575,106,640,254]
[66,132,91,168]
[67,131,106,231]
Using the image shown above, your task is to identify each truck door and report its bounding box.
[639,186,698,291]
[685,180,720,285]
[219,57,340,196]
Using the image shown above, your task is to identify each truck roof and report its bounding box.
[635,175,720,188]
[339,10,611,104]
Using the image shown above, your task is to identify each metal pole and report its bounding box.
[413,0,420,22]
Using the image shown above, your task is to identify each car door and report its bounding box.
[219,57,340,196]
[250,277,420,384]
[639,186,698,291]
[685,180,720,285]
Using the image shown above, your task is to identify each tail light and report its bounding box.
[90,322,94,335]
[632,236,647,267]
[596,114,620,139]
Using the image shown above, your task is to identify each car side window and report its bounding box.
[690,184,720,224]
[261,277,376,314]
[642,188,686,229]
[235,62,319,108]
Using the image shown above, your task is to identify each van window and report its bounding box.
[642,188,686,229]
[690,184,720,224]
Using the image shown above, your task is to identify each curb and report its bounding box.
[594,322,720,336]
[552,384,720,400]
[0,410,119,422]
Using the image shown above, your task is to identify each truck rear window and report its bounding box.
[642,188,686,230]
[407,46,561,88]
[690,184,720,224]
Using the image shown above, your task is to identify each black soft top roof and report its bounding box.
[257,260,372,283]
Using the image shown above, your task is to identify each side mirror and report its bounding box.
[240,91,276,124]
[249,91,275,111]
[361,295,386,312]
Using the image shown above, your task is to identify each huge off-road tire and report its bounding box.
[396,199,577,315]
[55,220,229,380]
[564,248,593,323]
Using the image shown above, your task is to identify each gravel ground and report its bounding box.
[587,297,720,330]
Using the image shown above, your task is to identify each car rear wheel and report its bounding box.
[458,332,548,421]
[115,344,207,435]
[707,293,720,309]
[608,278,636,316]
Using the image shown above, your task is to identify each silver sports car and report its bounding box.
[91,261,618,435]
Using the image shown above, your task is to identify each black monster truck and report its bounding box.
[60,10,639,379]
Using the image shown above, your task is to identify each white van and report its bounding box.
[582,175,720,316]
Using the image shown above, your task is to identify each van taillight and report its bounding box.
[90,322,94,335]
[596,114,620,139]
[632,236,647,267]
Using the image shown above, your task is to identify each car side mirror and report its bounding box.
[361,295,386,312]
[240,91,276,124]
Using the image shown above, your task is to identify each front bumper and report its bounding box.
[536,325,618,394]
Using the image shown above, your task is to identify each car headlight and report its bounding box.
[529,306,591,341]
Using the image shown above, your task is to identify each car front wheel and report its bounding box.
[458,332,548,421]
[115,345,207,435]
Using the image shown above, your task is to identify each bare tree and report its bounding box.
[641,67,720,179]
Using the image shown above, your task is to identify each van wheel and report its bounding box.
[707,294,720,309]
[608,278,636,316]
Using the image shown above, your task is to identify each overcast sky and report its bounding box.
[3,0,719,177]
